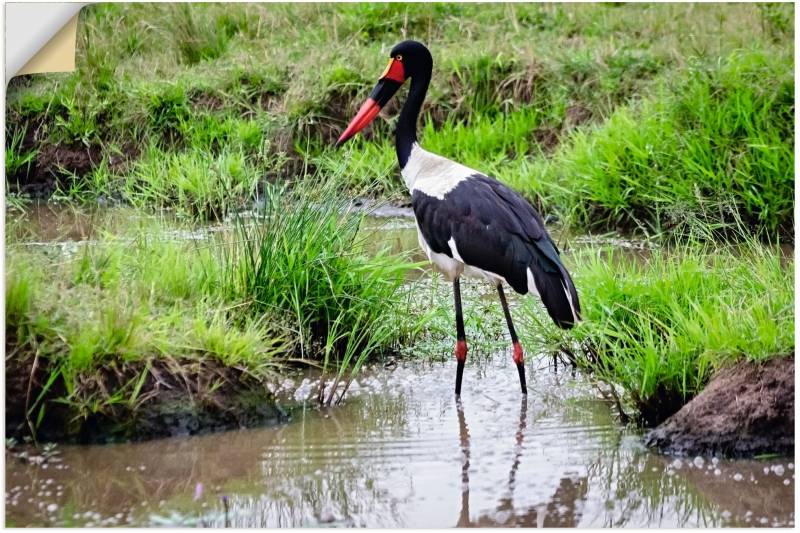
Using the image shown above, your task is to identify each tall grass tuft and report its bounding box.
[5,126,37,180]
[5,252,42,339]
[172,4,244,65]
[218,179,414,403]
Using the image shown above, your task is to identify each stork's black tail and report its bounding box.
[524,238,581,330]
[530,263,581,329]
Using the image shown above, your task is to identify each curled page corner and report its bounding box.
[5,3,87,82]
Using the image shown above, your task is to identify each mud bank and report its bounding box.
[646,357,794,457]
[5,353,284,444]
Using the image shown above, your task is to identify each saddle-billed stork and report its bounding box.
[336,40,581,396]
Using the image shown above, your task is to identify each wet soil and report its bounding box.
[5,353,283,444]
[7,138,104,198]
[646,357,794,457]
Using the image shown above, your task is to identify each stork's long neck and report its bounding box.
[396,70,431,169]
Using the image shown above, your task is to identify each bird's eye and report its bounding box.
[395,54,403,61]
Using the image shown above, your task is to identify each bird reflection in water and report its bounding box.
[455,397,589,527]
[456,399,471,527]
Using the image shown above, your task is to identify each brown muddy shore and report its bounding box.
[4,351,285,444]
[646,357,795,457]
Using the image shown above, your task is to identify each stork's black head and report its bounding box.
[389,40,433,81]
[335,40,432,147]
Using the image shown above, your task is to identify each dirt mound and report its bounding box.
[645,356,794,457]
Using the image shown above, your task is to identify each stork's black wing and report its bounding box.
[412,174,580,328]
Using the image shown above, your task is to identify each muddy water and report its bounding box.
[5,204,795,527]
[5,356,795,527]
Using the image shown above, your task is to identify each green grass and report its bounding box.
[5,3,793,237]
[538,49,794,237]
[5,182,418,438]
[6,236,286,436]
[523,231,794,425]
[5,125,37,181]
[216,179,416,403]
[121,144,260,219]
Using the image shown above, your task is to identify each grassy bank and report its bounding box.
[3,2,794,443]
[523,233,794,426]
[5,183,417,441]
[6,3,794,237]
[5,202,794,440]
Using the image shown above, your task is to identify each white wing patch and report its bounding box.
[402,143,478,199]
[448,235,504,284]
[447,237,464,262]
[561,280,580,323]
[526,268,541,298]
[415,222,463,281]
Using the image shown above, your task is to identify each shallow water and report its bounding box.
[5,356,795,527]
[5,203,795,527]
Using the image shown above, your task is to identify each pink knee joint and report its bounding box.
[513,342,524,365]
[455,340,468,363]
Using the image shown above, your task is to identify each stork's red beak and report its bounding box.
[335,98,381,148]
[335,57,406,148]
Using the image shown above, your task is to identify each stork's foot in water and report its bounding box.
[455,340,468,396]
[513,342,527,395]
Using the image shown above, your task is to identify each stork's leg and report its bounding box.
[453,277,468,396]
[497,284,527,394]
